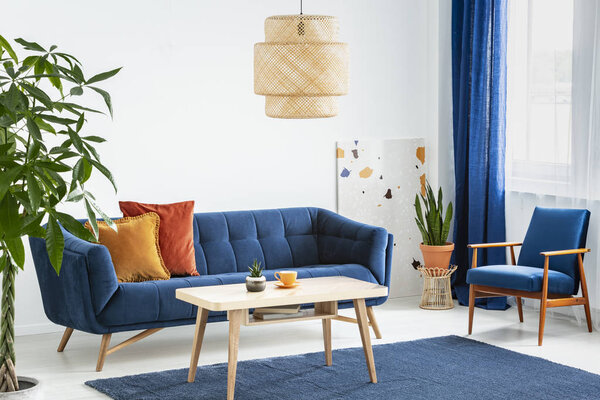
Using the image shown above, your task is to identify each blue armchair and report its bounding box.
[466,207,592,345]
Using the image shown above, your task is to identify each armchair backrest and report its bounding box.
[518,207,590,293]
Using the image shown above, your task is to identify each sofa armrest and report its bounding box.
[29,226,118,332]
[316,209,390,286]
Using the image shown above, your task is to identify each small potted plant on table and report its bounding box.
[414,181,454,276]
[246,260,266,292]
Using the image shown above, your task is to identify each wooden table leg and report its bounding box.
[315,301,335,366]
[322,318,332,366]
[366,307,382,339]
[353,298,377,383]
[227,309,243,400]
[188,307,209,383]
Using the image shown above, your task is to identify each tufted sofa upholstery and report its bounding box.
[30,207,393,334]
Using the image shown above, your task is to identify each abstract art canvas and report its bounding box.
[337,139,426,298]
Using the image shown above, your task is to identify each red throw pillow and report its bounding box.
[119,200,199,276]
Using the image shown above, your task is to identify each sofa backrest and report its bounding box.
[192,208,320,275]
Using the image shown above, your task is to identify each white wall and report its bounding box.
[3,0,445,335]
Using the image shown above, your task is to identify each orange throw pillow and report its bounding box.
[85,213,170,283]
[119,200,198,276]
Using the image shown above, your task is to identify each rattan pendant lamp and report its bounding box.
[254,1,349,119]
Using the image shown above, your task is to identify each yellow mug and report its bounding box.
[274,271,297,286]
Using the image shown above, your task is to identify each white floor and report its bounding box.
[16,296,600,399]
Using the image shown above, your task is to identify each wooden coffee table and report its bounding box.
[176,276,388,400]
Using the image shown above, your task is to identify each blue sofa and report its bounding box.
[30,207,393,369]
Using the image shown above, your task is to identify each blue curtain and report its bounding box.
[451,0,508,310]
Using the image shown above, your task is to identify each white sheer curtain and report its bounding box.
[506,0,600,329]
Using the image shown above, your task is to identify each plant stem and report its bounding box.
[0,255,17,392]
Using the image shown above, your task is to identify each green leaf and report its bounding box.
[56,212,95,242]
[88,86,113,117]
[87,158,117,192]
[0,35,18,62]
[73,157,92,183]
[68,128,85,152]
[45,216,64,274]
[70,86,83,96]
[83,141,101,161]
[441,202,453,244]
[86,195,117,232]
[21,213,45,238]
[15,38,46,52]
[58,102,103,115]
[85,67,122,85]
[72,64,85,83]
[84,198,99,239]
[415,218,430,245]
[66,185,84,202]
[34,117,56,134]
[0,166,23,202]
[26,117,42,141]
[81,135,106,143]
[27,171,41,210]
[76,113,84,132]
[35,160,71,172]
[19,81,53,109]
[0,193,21,238]
[39,114,77,125]
[4,237,25,269]
[44,60,62,91]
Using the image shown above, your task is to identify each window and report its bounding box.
[506,0,574,195]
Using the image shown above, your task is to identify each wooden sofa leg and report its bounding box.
[57,327,74,352]
[516,297,524,323]
[366,307,382,339]
[96,334,112,372]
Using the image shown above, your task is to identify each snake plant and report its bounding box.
[414,181,453,246]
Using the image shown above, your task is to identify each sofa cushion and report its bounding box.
[192,208,319,275]
[85,213,171,283]
[120,200,198,277]
[466,265,575,295]
[97,264,377,327]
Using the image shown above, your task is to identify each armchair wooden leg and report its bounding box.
[539,257,550,346]
[366,307,382,339]
[578,254,594,332]
[538,301,547,346]
[516,297,524,323]
[468,285,475,335]
[96,334,112,372]
[57,327,74,352]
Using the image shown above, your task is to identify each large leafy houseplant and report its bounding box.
[414,181,454,273]
[0,35,119,391]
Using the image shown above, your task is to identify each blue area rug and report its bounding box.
[86,335,600,399]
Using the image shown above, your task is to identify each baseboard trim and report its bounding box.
[16,322,63,337]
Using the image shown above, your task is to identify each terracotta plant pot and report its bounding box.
[420,242,455,276]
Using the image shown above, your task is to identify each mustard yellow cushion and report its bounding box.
[85,212,171,283]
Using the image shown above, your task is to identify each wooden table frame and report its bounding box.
[177,277,386,400]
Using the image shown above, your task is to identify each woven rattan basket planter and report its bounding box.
[254,15,349,119]
[418,266,458,310]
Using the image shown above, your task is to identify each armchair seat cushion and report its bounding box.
[466,265,575,295]
[97,264,377,327]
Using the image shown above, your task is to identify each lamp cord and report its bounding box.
[300,0,303,15]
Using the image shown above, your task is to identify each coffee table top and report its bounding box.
[175,276,388,311]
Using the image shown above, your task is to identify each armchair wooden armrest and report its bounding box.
[540,248,590,257]
[469,242,523,268]
[468,242,523,249]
